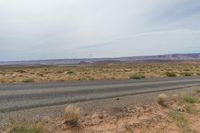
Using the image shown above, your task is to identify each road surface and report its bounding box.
[0,77,200,113]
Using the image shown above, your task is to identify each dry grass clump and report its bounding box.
[181,72,193,76]
[181,95,198,104]
[15,70,27,73]
[169,110,189,129]
[165,71,177,77]
[67,71,75,74]
[196,89,200,93]
[22,78,34,83]
[64,105,80,126]
[172,94,179,100]
[172,94,199,113]
[129,73,145,79]
[157,93,168,107]
[197,73,200,76]
[1,63,200,84]
[161,94,200,132]
[9,123,46,133]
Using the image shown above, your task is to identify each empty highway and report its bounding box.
[0,77,200,113]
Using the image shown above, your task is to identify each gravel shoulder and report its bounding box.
[0,86,199,129]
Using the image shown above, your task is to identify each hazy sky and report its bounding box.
[0,0,200,61]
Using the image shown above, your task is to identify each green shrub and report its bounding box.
[10,124,46,133]
[197,73,200,76]
[196,89,200,93]
[130,73,145,79]
[169,110,188,128]
[181,72,193,76]
[67,71,75,74]
[56,70,64,74]
[182,95,197,103]
[165,71,177,77]
[15,70,27,73]
[0,72,5,74]
[22,79,34,83]
[183,69,190,71]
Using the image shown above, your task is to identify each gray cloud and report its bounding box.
[0,0,199,61]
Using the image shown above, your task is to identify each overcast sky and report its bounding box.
[0,0,200,61]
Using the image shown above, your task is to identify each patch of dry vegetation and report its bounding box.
[169,110,189,131]
[196,89,200,93]
[4,91,200,133]
[129,73,145,79]
[165,71,177,77]
[58,92,200,133]
[1,63,200,84]
[157,93,168,107]
[181,95,198,104]
[22,78,34,83]
[5,120,47,133]
[64,105,80,127]
[9,124,46,133]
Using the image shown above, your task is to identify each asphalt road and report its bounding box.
[1,77,200,113]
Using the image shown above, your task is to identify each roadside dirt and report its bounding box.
[1,63,200,84]
[57,94,200,133]
[1,88,200,133]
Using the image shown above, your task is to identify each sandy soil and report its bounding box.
[1,63,200,84]
[54,94,200,133]
[1,88,200,133]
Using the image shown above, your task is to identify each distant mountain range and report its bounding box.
[1,53,200,66]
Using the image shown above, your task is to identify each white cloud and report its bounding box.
[64,29,200,58]
[0,0,199,61]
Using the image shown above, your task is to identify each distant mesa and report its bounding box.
[78,61,92,64]
[0,53,200,66]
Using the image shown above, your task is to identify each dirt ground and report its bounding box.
[2,89,200,133]
[57,94,200,133]
[1,63,200,84]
